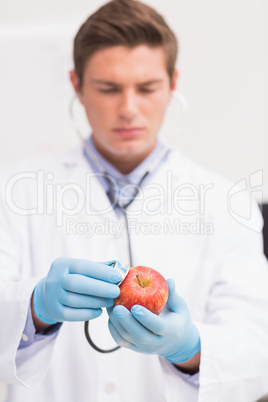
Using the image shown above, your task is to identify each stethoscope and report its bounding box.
[69,90,188,353]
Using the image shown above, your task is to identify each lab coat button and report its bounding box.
[104,383,116,394]
[21,333,29,342]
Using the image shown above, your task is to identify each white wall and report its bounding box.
[0,0,267,201]
[0,1,268,400]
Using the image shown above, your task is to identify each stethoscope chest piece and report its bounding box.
[107,260,130,286]
[84,260,130,353]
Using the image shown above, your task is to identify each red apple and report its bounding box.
[114,266,168,315]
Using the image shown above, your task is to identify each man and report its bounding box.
[0,0,268,401]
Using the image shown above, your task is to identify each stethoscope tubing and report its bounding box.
[83,151,169,353]
[69,91,187,353]
[83,169,150,353]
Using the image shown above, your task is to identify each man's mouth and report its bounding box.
[113,127,144,137]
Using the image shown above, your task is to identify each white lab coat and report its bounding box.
[0,145,268,402]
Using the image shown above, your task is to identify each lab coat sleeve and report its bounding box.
[159,188,268,402]
[0,173,60,388]
[159,356,200,401]
[195,192,268,401]
[18,302,62,350]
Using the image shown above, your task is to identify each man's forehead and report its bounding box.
[83,45,168,82]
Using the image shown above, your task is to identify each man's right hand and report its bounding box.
[32,257,122,328]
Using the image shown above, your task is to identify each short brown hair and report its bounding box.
[73,0,178,88]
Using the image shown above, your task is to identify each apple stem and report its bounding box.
[136,274,144,288]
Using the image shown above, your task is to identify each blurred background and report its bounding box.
[0,0,267,400]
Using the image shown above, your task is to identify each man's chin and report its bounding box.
[111,139,157,157]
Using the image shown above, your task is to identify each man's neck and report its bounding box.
[92,140,157,175]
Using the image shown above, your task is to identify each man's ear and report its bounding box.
[171,69,179,91]
[69,70,83,103]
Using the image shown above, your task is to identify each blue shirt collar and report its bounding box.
[84,135,167,192]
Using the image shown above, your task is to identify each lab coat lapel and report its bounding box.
[59,145,117,222]
[126,148,185,216]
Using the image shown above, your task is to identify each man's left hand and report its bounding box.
[107,279,201,364]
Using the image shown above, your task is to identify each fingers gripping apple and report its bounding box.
[114,266,168,315]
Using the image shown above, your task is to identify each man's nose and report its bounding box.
[118,90,139,122]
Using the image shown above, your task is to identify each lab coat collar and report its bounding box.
[58,142,185,219]
[59,144,118,221]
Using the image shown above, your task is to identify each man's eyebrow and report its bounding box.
[138,79,164,85]
[91,79,164,86]
[92,80,120,86]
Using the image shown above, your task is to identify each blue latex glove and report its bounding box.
[107,279,200,364]
[33,257,122,324]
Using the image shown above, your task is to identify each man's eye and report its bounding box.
[139,88,156,93]
[99,88,119,93]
